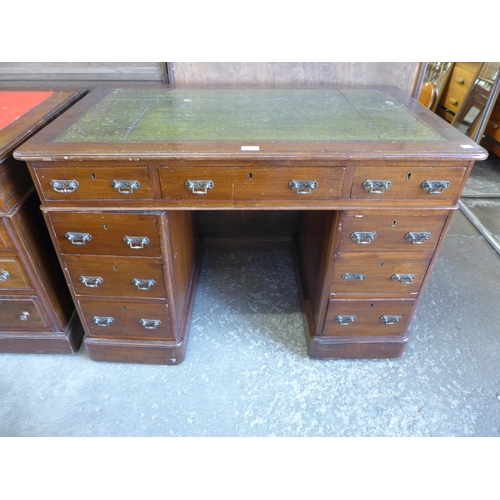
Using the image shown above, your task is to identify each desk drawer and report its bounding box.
[0,297,48,329]
[80,298,173,341]
[64,255,166,298]
[330,252,431,295]
[0,257,33,291]
[159,166,346,203]
[338,211,448,252]
[49,211,163,257]
[324,298,415,336]
[351,166,466,202]
[34,166,154,201]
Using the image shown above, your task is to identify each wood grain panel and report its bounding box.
[0,219,9,249]
[166,211,197,333]
[168,63,423,96]
[0,156,34,213]
[0,63,167,90]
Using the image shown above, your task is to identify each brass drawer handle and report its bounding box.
[0,270,10,281]
[350,231,377,244]
[66,232,92,245]
[380,315,402,325]
[405,231,431,244]
[93,316,114,327]
[342,273,366,281]
[334,315,356,325]
[140,318,162,329]
[123,236,150,249]
[19,311,30,321]
[456,77,465,84]
[391,273,415,285]
[363,179,392,194]
[79,275,104,288]
[132,278,156,290]
[421,180,450,194]
[449,98,459,105]
[185,180,214,194]
[111,179,140,194]
[50,179,79,193]
[289,180,318,194]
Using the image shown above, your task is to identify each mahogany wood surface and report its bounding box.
[13,85,488,363]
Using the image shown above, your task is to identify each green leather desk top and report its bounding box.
[54,88,444,143]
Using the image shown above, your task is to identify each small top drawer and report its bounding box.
[159,166,346,205]
[33,166,154,202]
[351,166,466,203]
[48,211,163,257]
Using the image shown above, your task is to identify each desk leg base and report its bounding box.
[0,311,84,354]
[306,333,409,360]
[83,335,188,365]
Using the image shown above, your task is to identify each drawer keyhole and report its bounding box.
[249,173,253,180]
[392,220,397,227]
[407,172,412,180]
[91,173,96,180]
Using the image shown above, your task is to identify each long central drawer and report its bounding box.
[159,166,346,203]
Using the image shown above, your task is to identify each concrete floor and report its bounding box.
[1,159,500,438]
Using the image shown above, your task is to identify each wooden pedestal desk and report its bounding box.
[14,85,487,364]
[0,89,86,353]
